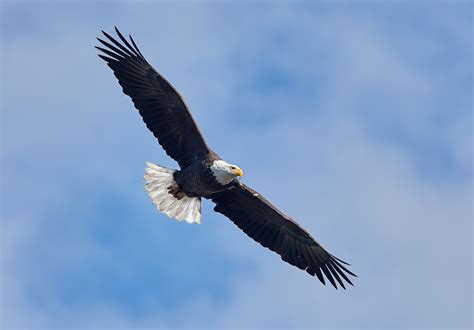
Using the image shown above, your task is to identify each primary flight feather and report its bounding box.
[96,28,356,289]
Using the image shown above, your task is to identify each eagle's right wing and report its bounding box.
[210,182,357,289]
[96,28,211,169]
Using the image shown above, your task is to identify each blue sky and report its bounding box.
[1,1,472,329]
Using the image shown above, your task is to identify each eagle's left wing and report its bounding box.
[96,28,211,169]
[210,183,356,289]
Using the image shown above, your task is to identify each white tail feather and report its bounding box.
[144,162,201,224]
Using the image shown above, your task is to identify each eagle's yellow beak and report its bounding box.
[233,167,243,177]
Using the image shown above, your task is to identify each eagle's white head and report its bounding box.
[210,160,243,185]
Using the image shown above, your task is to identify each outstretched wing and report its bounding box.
[96,28,210,168]
[210,183,356,289]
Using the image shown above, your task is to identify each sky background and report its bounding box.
[1,1,472,329]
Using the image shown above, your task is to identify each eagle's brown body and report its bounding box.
[174,152,231,198]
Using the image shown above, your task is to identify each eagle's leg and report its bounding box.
[167,185,187,200]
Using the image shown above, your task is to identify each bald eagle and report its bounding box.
[96,28,356,289]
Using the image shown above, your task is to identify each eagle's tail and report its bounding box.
[144,162,201,224]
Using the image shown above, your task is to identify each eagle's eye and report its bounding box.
[230,166,236,170]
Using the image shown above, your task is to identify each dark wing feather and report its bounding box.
[96,28,210,168]
[210,183,356,289]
